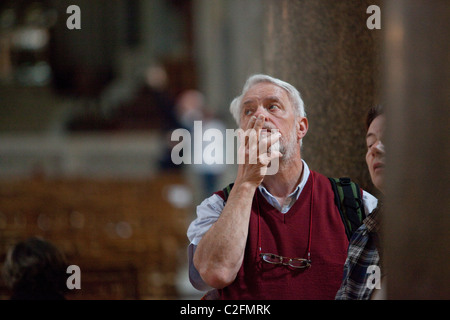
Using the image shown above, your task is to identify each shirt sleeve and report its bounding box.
[187,193,224,245]
[186,193,224,291]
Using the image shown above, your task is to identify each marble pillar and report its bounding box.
[263,0,382,193]
[383,0,450,299]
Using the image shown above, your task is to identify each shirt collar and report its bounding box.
[363,201,383,233]
[258,160,310,213]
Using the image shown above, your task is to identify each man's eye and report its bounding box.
[268,104,279,111]
[244,109,253,116]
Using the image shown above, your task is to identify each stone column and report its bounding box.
[263,0,382,193]
[383,0,450,299]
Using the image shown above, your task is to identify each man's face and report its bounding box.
[239,82,306,162]
[366,115,386,192]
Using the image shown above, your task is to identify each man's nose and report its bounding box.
[253,106,268,120]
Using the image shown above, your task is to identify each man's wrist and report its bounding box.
[232,180,258,196]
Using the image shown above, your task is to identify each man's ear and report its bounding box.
[296,116,308,141]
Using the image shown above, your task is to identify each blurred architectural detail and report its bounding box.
[0,172,191,299]
[0,0,199,300]
[0,133,163,179]
[192,0,265,123]
[0,1,56,86]
[383,0,450,299]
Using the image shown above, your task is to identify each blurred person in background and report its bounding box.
[175,89,226,199]
[2,236,69,300]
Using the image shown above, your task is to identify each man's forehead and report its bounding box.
[243,95,283,105]
[242,82,289,102]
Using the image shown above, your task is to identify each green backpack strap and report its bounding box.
[222,183,234,201]
[328,177,365,240]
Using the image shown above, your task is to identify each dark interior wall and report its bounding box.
[49,0,128,96]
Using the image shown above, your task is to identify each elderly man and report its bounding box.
[187,74,377,299]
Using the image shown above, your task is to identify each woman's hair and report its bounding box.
[229,74,306,125]
[2,237,68,297]
[366,104,384,130]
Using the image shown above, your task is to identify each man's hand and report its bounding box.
[193,115,282,289]
[236,114,283,187]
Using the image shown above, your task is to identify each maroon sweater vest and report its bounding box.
[215,171,349,300]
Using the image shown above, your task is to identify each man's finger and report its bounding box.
[254,115,265,136]
[245,115,257,131]
[259,150,283,166]
[259,130,281,152]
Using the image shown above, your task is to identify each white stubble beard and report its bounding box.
[267,125,298,165]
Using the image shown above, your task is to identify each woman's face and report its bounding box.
[366,115,386,193]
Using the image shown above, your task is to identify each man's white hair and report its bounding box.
[229,74,306,125]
